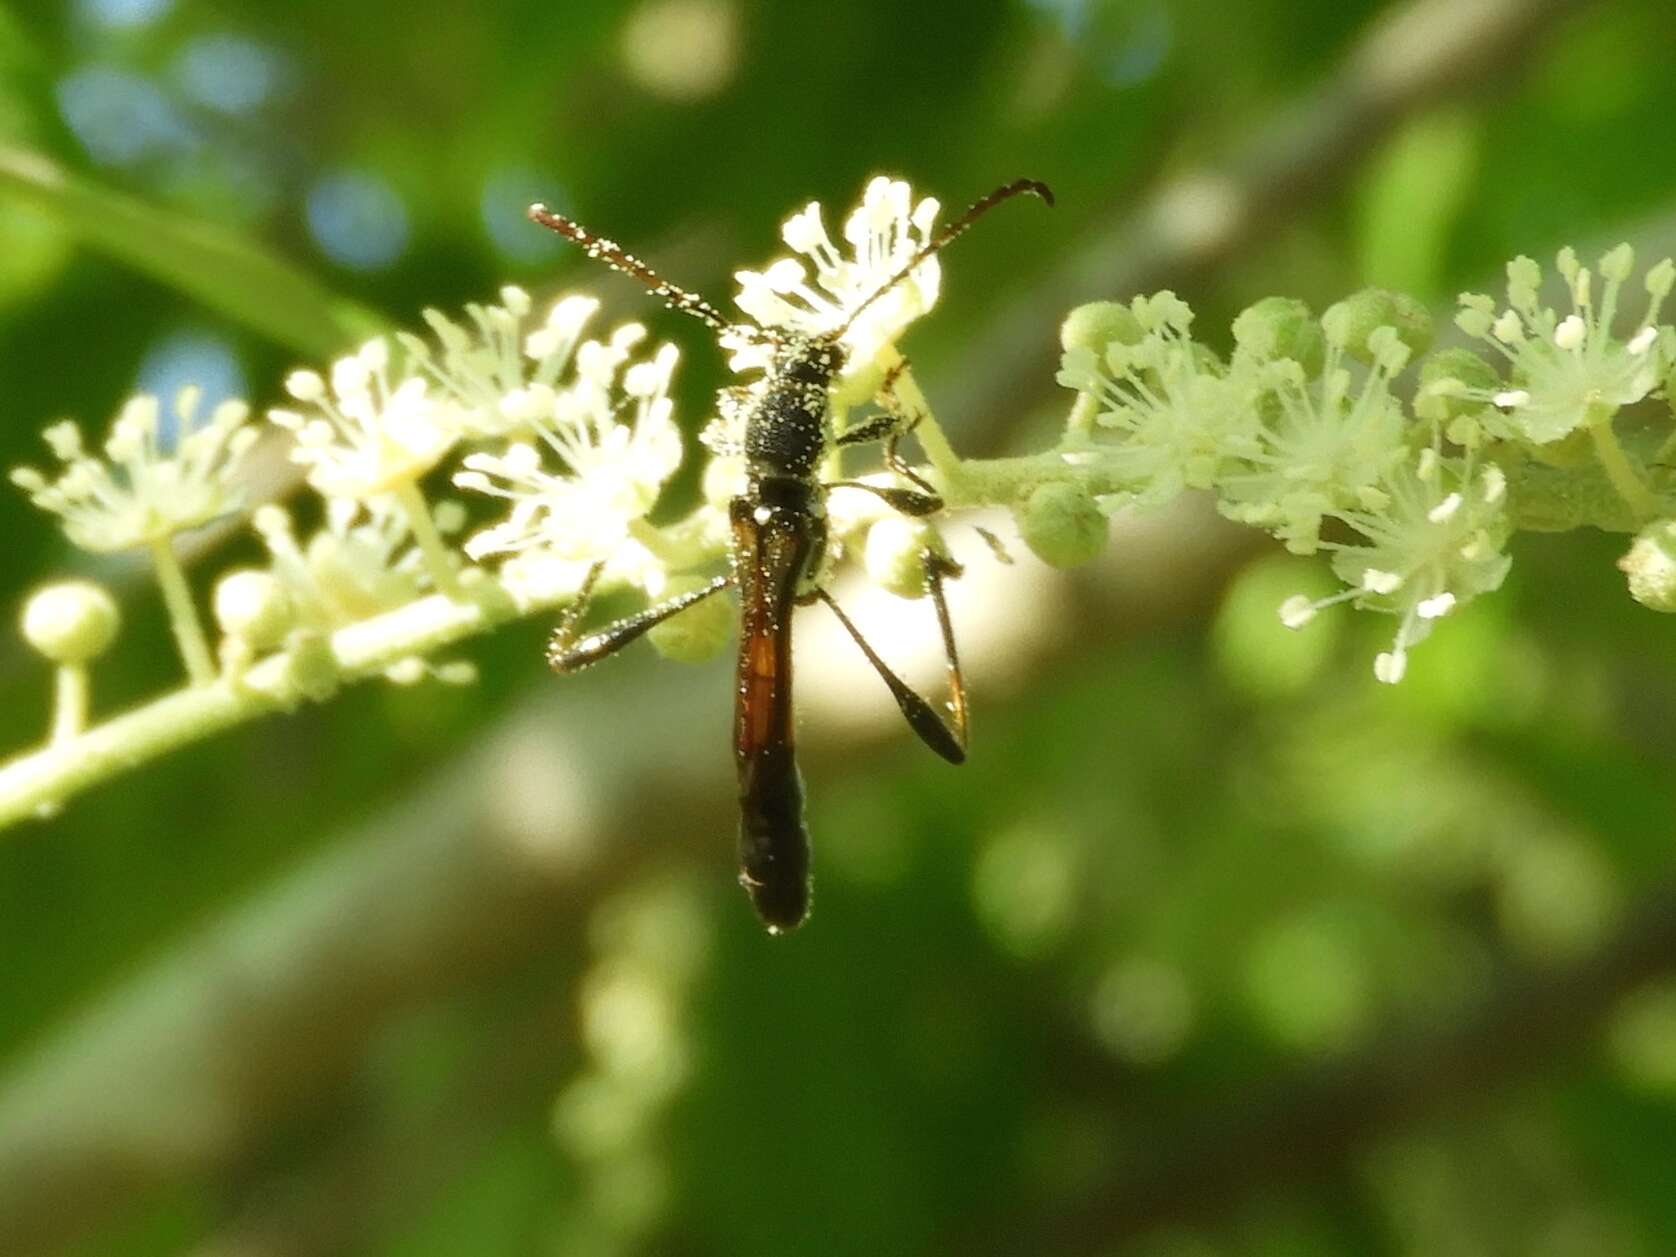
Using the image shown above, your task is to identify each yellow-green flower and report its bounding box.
[1448,245,1674,444]
[11,387,255,552]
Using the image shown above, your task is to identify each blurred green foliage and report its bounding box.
[5,0,1676,1255]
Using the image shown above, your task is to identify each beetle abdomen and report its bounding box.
[737,745,811,932]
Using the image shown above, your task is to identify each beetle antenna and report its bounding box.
[835,179,1054,337]
[528,203,734,333]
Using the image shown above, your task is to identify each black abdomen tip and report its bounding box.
[738,818,811,933]
[742,868,811,934]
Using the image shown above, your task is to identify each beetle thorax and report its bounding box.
[742,334,847,481]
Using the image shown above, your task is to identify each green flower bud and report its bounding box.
[1324,288,1433,365]
[1232,297,1325,376]
[213,569,295,651]
[21,581,120,664]
[648,576,733,663]
[1060,301,1142,355]
[1620,520,1676,612]
[1015,481,1108,568]
[1415,347,1500,423]
[864,516,938,600]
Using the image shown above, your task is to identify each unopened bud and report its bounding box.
[1015,481,1108,569]
[214,570,295,651]
[1621,520,1676,612]
[21,581,120,664]
[1232,297,1325,376]
[1325,288,1433,365]
[1060,301,1142,355]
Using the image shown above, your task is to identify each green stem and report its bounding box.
[148,537,215,686]
[394,482,463,600]
[50,665,89,745]
[0,568,557,831]
[937,451,1135,509]
[873,353,1134,510]
[877,349,962,480]
[1589,416,1661,524]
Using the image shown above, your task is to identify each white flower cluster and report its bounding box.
[272,337,457,501]
[1219,313,1412,556]
[1443,245,1675,444]
[399,287,603,438]
[275,290,690,609]
[4,176,989,718]
[454,326,683,602]
[1060,246,1676,681]
[7,295,692,674]
[11,388,255,552]
[1280,447,1512,684]
[732,175,942,402]
[9,177,958,675]
[1057,292,1262,507]
[1059,281,1574,683]
[252,498,435,627]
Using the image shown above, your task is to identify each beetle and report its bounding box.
[529,179,1053,931]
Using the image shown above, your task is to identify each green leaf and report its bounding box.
[0,145,380,359]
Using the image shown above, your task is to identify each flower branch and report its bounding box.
[6,179,1676,830]
[0,576,533,828]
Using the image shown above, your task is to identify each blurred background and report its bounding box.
[4,0,1676,1253]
